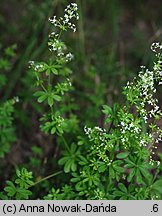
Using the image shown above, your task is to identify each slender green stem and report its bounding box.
[35,72,47,92]
[108,120,114,133]
[62,135,70,152]
[50,106,54,115]
[58,29,63,40]
[40,83,47,92]
[48,72,51,86]
[153,169,159,182]
[31,170,63,188]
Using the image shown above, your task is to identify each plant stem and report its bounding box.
[35,72,47,92]
[153,169,159,182]
[48,72,51,86]
[50,106,54,115]
[58,29,63,40]
[31,170,63,187]
[62,135,70,152]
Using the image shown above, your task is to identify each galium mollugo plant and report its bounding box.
[1,2,80,200]
[0,45,19,158]
[80,42,162,199]
[29,2,79,137]
[43,42,162,199]
[0,97,18,158]
[1,3,162,200]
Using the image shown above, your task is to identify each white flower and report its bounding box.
[49,16,57,25]
[121,138,125,142]
[140,140,144,145]
[129,123,134,128]
[157,161,160,166]
[134,127,139,133]
[121,121,125,126]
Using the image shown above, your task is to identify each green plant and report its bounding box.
[0,44,17,89]
[0,168,33,200]
[29,2,79,138]
[0,45,18,158]
[1,3,162,200]
[0,98,18,158]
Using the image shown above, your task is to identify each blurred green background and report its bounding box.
[0,0,162,185]
[1,0,162,102]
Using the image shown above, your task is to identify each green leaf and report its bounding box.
[37,94,48,103]
[51,67,58,75]
[116,152,129,159]
[102,105,112,115]
[152,179,162,194]
[113,190,125,196]
[98,164,107,173]
[136,169,145,185]
[71,143,77,154]
[4,181,16,197]
[48,96,54,107]
[71,177,80,183]
[51,127,56,134]
[58,156,69,165]
[127,168,135,182]
[5,181,15,187]
[4,187,16,197]
[71,162,77,172]
[64,160,72,173]
[113,166,125,173]
[139,166,150,179]
[16,188,32,199]
[78,155,88,165]
[54,65,62,69]
[33,91,45,97]
[109,166,115,179]
[75,182,84,191]
[118,183,127,193]
[16,169,21,177]
[46,68,51,76]
[53,95,61,101]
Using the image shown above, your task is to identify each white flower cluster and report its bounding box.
[120,120,141,135]
[13,96,19,103]
[55,78,72,95]
[84,126,106,140]
[151,42,162,85]
[125,57,162,122]
[153,63,162,87]
[119,113,143,149]
[149,157,161,167]
[49,3,79,33]
[29,61,44,71]
[55,115,65,127]
[123,43,162,165]
[66,78,72,87]
[139,133,153,147]
[124,80,148,123]
[149,139,161,166]
[151,42,162,53]
[48,38,74,62]
[152,127,162,145]
[48,38,67,56]
[65,52,74,62]
[48,4,78,61]
[138,67,160,119]
[84,126,113,165]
